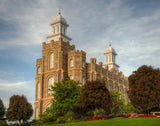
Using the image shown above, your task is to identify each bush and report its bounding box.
[71,105,86,119]
[64,111,75,122]
[123,102,138,114]
[93,108,105,117]
[56,116,65,124]
[40,113,57,123]
[0,120,6,126]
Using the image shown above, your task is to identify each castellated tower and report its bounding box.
[68,50,86,85]
[34,12,129,120]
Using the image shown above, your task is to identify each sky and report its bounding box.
[0,0,160,112]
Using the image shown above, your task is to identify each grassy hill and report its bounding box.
[41,117,160,126]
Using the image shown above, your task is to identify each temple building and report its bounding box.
[34,12,129,119]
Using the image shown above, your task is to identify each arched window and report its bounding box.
[37,82,40,99]
[46,103,51,109]
[70,59,73,67]
[70,76,73,80]
[37,67,41,74]
[48,77,54,95]
[49,53,54,68]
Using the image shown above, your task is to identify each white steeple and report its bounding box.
[104,42,119,70]
[47,10,72,42]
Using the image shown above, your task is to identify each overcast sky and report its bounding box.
[0,0,160,111]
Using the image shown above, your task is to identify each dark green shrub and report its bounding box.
[56,116,65,124]
[93,108,105,117]
[40,113,57,123]
[71,105,86,119]
[0,120,6,126]
[56,111,65,118]
[64,111,75,122]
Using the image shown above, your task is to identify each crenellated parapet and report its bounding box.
[42,37,75,51]
[86,57,129,98]
[36,58,42,65]
[68,49,86,57]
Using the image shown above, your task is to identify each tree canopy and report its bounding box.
[109,90,125,113]
[6,95,33,124]
[128,65,160,113]
[78,81,113,114]
[49,76,81,113]
[0,98,5,118]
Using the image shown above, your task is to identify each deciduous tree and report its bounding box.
[128,65,160,113]
[6,95,33,124]
[50,76,81,113]
[109,90,125,113]
[78,81,112,114]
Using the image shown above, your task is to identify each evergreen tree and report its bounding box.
[128,65,160,113]
[0,98,5,118]
[6,95,33,124]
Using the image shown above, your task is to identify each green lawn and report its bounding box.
[43,118,160,126]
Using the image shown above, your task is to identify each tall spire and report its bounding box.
[58,9,61,15]
[104,42,119,70]
[109,40,112,47]
[46,11,72,42]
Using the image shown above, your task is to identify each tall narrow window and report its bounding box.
[48,77,54,95]
[82,77,85,85]
[57,26,59,32]
[61,26,62,33]
[109,55,111,63]
[64,28,66,35]
[108,56,109,64]
[109,84,111,90]
[70,59,73,67]
[53,26,55,33]
[49,53,54,68]
[37,82,40,99]
[37,67,41,74]
[82,61,85,68]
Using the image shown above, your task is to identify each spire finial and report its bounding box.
[109,40,112,46]
[58,9,61,15]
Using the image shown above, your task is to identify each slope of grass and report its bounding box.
[43,117,160,126]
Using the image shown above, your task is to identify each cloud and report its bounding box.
[0,80,35,108]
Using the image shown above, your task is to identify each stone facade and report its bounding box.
[34,12,129,119]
